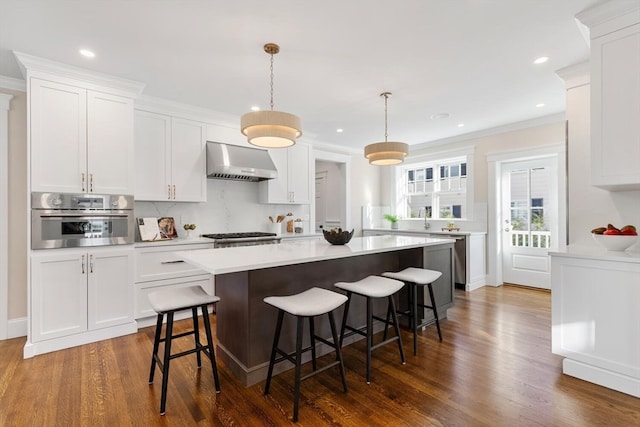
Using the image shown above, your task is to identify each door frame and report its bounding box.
[0,93,13,340]
[312,150,351,232]
[487,143,566,287]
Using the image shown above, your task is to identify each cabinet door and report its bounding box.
[87,91,135,194]
[259,147,290,203]
[591,24,640,190]
[134,110,171,200]
[31,251,87,342]
[30,78,87,193]
[170,117,207,202]
[288,143,311,204]
[87,248,134,330]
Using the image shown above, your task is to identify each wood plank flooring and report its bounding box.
[1,285,638,426]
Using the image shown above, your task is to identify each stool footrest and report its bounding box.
[300,360,342,382]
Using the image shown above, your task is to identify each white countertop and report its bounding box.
[549,244,640,264]
[363,228,486,236]
[175,235,455,275]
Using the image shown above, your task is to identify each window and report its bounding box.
[400,156,470,220]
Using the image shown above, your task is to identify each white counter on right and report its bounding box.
[550,245,640,398]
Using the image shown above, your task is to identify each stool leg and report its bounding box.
[412,283,419,355]
[201,304,221,393]
[328,310,348,393]
[338,292,352,348]
[149,313,164,384]
[365,296,373,384]
[382,300,392,342]
[192,307,202,368]
[159,311,174,415]
[427,283,442,342]
[264,310,284,395]
[388,295,406,364]
[309,317,317,371]
[293,316,304,422]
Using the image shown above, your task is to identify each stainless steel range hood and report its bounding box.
[206,142,278,182]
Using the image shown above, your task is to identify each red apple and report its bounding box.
[620,227,638,236]
[603,228,622,235]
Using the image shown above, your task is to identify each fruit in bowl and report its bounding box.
[323,228,354,245]
[591,224,638,251]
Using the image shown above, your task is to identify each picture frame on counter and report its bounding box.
[137,217,177,241]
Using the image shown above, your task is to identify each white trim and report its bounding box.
[555,61,591,90]
[312,149,352,231]
[0,75,26,92]
[0,93,14,340]
[13,51,145,97]
[486,143,567,286]
[7,316,27,339]
[576,1,640,39]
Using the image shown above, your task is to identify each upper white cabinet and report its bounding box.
[30,79,135,194]
[578,3,640,191]
[259,142,311,204]
[134,110,207,202]
[16,52,144,195]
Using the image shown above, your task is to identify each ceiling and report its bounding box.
[0,0,597,151]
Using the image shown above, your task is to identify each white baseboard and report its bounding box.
[7,316,27,339]
[563,358,640,398]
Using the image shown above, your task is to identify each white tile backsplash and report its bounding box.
[134,179,310,238]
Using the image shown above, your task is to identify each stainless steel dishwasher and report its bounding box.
[428,233,466,287]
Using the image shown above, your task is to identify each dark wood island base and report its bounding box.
[214,244,454,386]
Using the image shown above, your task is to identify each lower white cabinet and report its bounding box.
[134,242,214,324]
[551,250,640,397]
[30,247,134,343]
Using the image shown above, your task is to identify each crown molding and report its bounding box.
[556,61,591,89]
[0,75,26,92]
[576,1,640,38]
[13,51,145,97]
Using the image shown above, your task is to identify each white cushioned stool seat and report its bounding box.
[148,285,220,314]
[382,267,442,285]
[335,275,404,298]
[264,287,347,317]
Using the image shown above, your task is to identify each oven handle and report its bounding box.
[38,213,130,219]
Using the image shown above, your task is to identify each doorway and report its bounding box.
[486,143,566,290]
[313,150,351,233]
[501,157,558,289]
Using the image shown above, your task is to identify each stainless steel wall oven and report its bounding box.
[31,192,134,249]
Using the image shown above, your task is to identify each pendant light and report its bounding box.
[364,92,408,165]
[241,43,302,148]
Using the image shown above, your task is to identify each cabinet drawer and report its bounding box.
[135,275,214,320]
[135,243,213,282]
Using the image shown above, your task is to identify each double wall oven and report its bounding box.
[31,192,135,249]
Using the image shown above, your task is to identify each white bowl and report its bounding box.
[592,233,638,251]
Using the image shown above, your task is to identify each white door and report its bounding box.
[501,157,557,289]
[170,117,207,202]
[134,110,171,201]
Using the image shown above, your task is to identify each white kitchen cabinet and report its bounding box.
[259,142,311,204]
[30,247,134,343]
[134,241,214,325]
[579,4,640,190]
[30,78,134,194]
[551,249,640,397]
[134,110,207,202]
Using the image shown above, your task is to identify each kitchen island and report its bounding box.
[176,235,455,386]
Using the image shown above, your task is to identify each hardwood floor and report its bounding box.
[1,285,638,426]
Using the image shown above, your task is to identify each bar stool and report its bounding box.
[264,287,348,422]
[382,267,442,355]
[335,275,406,384]
[148,285,221,415]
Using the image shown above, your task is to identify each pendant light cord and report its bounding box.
[381,92,391,142]
[269,53,275,111]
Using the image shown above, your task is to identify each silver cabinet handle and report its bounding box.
[81,254,85,274]
[160,260,185,264]
[89,174,94,192]
[168,184,171,200]
[504,228,510,232]
[89,254,94,273]
[81,173,86,192]
[173,185,176,200]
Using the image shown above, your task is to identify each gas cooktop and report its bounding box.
[201,232,277,239]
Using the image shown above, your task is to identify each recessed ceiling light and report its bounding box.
[534,56,549,64]
[336,128,344,133]
[430,113,450,120]
[457,123,465,128]
[250,106,260,111]
[536,103,545,108]
[79,49,95,58]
